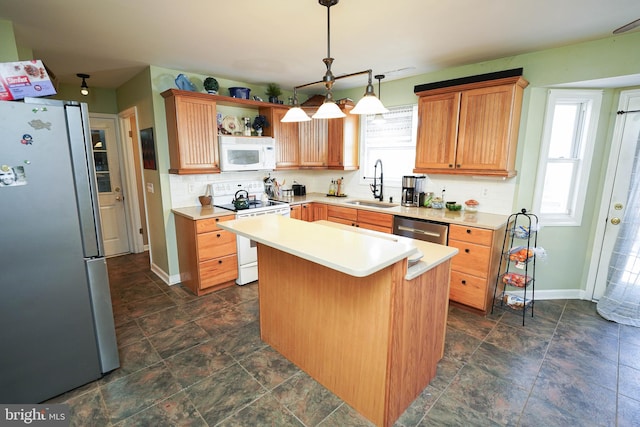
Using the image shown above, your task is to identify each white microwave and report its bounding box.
[218,136,276,172]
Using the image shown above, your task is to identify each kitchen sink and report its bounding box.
[345,200,399,209]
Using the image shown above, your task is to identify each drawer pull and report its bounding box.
[466,229,471,234]
[461,280,467,285]
[218,260,223,264]
[217,233,221,238]
[465,248,470,253]
[215,218,219,222]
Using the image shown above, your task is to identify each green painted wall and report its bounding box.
[52,83,118,113]
[0,20,19,61]
[335,30,640,296]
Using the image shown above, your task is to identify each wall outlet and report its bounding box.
[482,187,489,197]
[146,182,154,193]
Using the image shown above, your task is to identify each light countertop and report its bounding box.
[278,193,508,230]
[217,215,458,279]
[172,193,508,231]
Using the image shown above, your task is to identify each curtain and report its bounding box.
[597,125,640,327]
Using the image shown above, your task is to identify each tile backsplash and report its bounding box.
[169,170,516,215]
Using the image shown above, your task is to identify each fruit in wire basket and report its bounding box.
[502,272,530,287]
[509,248,534,262]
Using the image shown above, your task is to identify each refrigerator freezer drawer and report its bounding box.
[86,257,120,373]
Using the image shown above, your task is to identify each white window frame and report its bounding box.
[358,104,418,188]
[532,89,602,226]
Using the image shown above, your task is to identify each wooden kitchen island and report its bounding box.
[218,216,458,427]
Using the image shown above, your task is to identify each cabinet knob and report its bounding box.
[217,233,221,238]
[218,260,223,264]
[461,280,467,285]
[465,248,470,253]
[215,218,219,222]
[448,164,453,168]
[466,229,471,234]
[456,164,461,168]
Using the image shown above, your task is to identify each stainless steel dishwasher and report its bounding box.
[393,216,449,245]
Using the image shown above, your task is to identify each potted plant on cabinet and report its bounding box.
[203,77,219,94]
[252,115,270,136]
[265,83,282,104]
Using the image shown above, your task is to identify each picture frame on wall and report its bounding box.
[140,127,156,170]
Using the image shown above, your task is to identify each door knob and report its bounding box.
[115,195,123,201]
[611,217,621,225]
[114,186,121,192]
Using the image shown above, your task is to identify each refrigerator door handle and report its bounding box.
[65,103,105,258]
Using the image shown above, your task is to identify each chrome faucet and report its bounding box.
[369,159,383,201]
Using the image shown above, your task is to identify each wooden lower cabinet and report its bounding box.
[291,203,328,222]
[174,214,238,295]
[326,205,393,233]
[447,223,503,312]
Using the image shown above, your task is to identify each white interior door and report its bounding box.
[591,90,640,299]
[90,115,129,256]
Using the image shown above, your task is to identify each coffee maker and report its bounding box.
[414,175,426,204]
[401,176,417,206]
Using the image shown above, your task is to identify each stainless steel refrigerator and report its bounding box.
[0,98,119,403]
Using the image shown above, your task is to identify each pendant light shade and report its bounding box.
[282,107,312,122]
[350,72,389,115]
[281,88,311,122]
[312,100,346,119]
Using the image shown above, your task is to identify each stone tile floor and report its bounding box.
[48,252,640,426]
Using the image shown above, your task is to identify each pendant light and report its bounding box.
[281,0,387,122]
[281,88,312,122]
[77,73,90,96]
[371,74,387,124]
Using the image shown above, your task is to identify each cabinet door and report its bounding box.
[309,203,328,221]
[299,119,328,168]
[457,84,517,173]
[327,114,359,170]
[165,94,220,174]
[414,92,460,171]
[300,203,311,221]
[264,107,299,169]
[290,204,302,220]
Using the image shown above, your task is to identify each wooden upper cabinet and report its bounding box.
[163,90,219,174]
[415,92,460,170]
[327,104,359,170]
[262,106,299,169]
[299,118,328,168]
[414,75,528,177]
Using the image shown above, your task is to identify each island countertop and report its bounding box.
[217,215,458,278]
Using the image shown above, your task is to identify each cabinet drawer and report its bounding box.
[327,216,355,227]
[326,205,358,221]
[358,222,392,234]
[196,215,236,233]
[449,271,487,310]
[197,230,236,261]
[199,254,238,289]
[448,239,492,278]
[357,210,393,229]
[449,224,493,246]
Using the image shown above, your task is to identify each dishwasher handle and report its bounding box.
[397,225,443,238]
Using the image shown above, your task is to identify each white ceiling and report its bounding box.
[1,0,639,91]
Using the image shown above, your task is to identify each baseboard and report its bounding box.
[149,262,181,286]
[502,288,591,301]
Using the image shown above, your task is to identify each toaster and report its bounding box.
[292,184,306,196]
